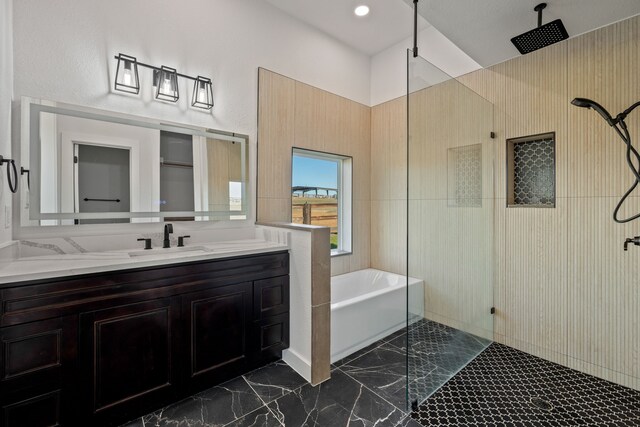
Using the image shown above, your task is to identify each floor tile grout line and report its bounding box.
[334,339,390,369]
[241,374,286,426]
[336,366,411,415]
[220,404,280,427]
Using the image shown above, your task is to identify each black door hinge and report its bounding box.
[490,132,496,139]
[73,155,78,164]
[490,307,496,314]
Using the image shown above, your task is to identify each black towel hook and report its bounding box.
[0,156,18,194]
[21,167,30,191]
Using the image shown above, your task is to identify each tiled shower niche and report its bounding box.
[447,143,482,207]
[507,132,556,207]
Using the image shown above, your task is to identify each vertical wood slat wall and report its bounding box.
[257,68,371,276]
[371,15,640,390]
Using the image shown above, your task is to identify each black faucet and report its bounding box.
[624,236,640,251]
[163,224,173,248]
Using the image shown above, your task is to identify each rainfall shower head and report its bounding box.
[511,3,569,55]
[571,98,615,126]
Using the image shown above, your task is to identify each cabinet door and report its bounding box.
[182,282,252,392]
[79,298,180,425]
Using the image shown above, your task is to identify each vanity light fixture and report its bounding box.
[114,53,140,94]
[354,5,370,16]
[156,66,179,102]
[192,76,214,110]
[113,53,214,109]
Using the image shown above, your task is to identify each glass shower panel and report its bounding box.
[406,51,495,409]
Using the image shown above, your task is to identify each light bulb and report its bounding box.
[123,61,133,86]
[163,77,172,94]
[123,69,132,86]
[197,82,207,103]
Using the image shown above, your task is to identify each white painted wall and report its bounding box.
[370,25,482,106]
[11,0,371,237]
[0,0,13,243]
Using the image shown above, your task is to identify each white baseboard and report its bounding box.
[282,348,311,383]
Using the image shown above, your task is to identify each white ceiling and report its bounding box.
[406,0,640,67]
[267,0,640,65]
[265,0,430,56]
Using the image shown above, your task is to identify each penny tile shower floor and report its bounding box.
[122,319,640,426]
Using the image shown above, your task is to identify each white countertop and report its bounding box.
[0,238,289,285]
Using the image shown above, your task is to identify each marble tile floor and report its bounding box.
[121,318,486,427]
[122,319,640,426]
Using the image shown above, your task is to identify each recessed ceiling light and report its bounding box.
[354,5,370,17]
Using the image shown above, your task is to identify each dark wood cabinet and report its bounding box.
[182,282,253,392]
[0,251,290,427]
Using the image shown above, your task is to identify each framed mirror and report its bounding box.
[20,97,248,226]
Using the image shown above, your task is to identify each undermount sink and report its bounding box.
[127,246,208,258]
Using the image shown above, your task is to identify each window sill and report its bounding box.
[331,249,352,258]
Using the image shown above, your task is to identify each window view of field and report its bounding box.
[291,154,339,249]
[292,193,338,249]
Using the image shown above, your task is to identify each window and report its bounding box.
[291,148,352,256]
[229,181,246,220]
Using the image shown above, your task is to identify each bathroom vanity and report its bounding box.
[1,96,294,426]
[0,249,290,427]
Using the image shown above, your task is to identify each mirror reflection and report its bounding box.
[22,99,248,226]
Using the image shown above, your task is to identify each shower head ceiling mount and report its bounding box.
[511,2,569,55]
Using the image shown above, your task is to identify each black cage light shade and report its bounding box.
[114,54,140,94]
[156,66,179,102]
[192,76,214,110]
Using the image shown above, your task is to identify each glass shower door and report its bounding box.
[406,51,495,409]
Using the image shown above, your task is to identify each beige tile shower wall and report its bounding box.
[564,16,640,389]
[471,15,639,390]
[372,15,640,390]
[257,68,371,276]
[370,97,407,275]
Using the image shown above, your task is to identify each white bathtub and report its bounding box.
[330,268,424,363]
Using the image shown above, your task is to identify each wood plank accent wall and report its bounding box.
[372,15,640,390]
[257,68,371,276]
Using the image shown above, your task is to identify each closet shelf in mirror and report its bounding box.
[160,160,194,168]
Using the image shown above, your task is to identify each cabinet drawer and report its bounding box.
[0,317,76,396]
[1,389,61,427]
[253,276,289,319]
[251,313,289,364]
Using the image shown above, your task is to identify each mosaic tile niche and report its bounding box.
[447,144,483,207]
[507,133,556,207]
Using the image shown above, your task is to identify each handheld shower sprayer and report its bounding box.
[570,98,616,126]
[571,97,640,247]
